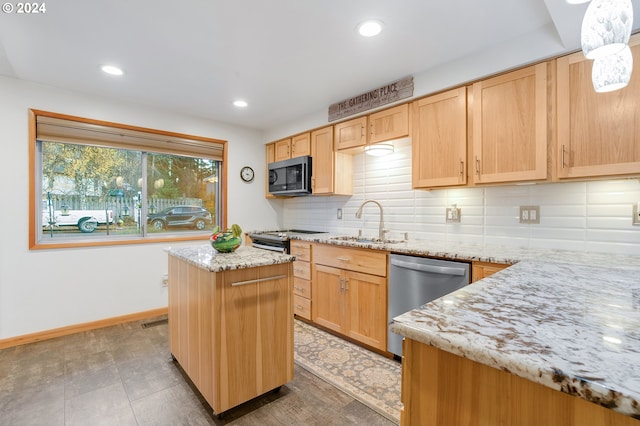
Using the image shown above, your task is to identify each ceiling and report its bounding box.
[0,0,638,131]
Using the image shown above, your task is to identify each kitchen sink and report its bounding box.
[329,235,404,245]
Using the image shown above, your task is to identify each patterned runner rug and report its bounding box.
[293,320,402,423]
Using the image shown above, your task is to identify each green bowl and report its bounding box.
[211,234,241,253]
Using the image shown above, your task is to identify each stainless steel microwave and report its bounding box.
[268,155,312,196]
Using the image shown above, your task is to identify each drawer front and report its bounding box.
[293,260,311,280]
[313,244,388,277]
[290,241,311,261]
[293,277,311,298]
[293,294,311,320]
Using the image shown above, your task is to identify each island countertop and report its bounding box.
[167,244,295,272]
[290,233,640,419]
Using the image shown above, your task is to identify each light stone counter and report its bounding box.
[167,244,295,272]
[292,234,640,419]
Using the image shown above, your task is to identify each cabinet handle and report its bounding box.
[295,304,304,310]
[475,156,480,176]
[293,286,304,292]
[231,274,287,287]
[361,125,365,138]
[336,256,349,262]
[459,159,464,176]
[344,279,349,292]
[561,144,566,169]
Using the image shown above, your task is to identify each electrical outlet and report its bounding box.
[162,273,169,287]
[337,208,343,220]
[633,203,640,226]
[519,205,540,224]
[446,205,461,223]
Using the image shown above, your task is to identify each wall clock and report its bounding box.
[240,166,255,183]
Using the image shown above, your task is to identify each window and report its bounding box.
[30,110,227,249]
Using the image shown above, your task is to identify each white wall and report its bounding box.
[281,139,640,255]
[0,76,280,340]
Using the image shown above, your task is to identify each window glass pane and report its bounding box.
[40,141,143,240]
[146,153,219,234]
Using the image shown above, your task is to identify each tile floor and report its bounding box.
[0,317,395,425]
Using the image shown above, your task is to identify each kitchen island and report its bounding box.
[290,234,640,425]
[391,256,640,425]
[167,244,295,415]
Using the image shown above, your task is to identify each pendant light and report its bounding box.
[581,0,633,59]
[592,45,634,92]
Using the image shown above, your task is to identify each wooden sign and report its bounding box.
[328,76,414,121]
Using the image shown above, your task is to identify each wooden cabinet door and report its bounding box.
[557,35,640,179]
[311,126,335,194]
[346,270,387,351]
[312,263,345,334]
[335,116,367,151]
[265,143,275,198]
[291,132,311,158]
[369,104,409,144]
[471,261,508,283]
[274,138,291,162]
[412,87,468,188]
[219,264,292,411]
[472,63,548,184]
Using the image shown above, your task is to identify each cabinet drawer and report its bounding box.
[293,260,311,280]
[313,244,388,277]
[293,277,311,298]
[293,294,311,320]
[290,240,311,262]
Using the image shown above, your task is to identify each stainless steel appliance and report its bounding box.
[268,156,312,196]
[388,254,470,357]
[248,229,323,253]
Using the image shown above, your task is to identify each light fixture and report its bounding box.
[592,45,633,92]
[581,0,633,59]
[357,20,383,37]
[364,143,393,156]
[101,65,124,76]
[233,100,248,107]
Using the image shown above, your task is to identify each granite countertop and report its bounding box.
[292,233,640,419]
[168,244,295,272]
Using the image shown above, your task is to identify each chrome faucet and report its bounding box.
[355,199,387,240]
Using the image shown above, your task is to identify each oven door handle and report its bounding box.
[252,242,286,253]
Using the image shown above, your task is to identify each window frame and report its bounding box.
[29,109,228,250]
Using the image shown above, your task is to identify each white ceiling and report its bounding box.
[0,0,638,131]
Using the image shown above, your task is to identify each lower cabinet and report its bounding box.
[471,261,509,283]
[168,256,293,415]
[311,244,388,351]
[291,240,312,320]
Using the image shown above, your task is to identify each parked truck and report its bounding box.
[43,201,114,233]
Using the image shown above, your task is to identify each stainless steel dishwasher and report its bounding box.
[388,254,470,357]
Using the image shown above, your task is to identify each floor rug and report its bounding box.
[293,319,402,423]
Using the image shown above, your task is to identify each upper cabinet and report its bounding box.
[334,116,367,152]
[471,63,548,184]
[412,87,468,188]
[368,104,409,144]
[311,126,353,195]
[334,104,409,154]
[556,35,640,179]
[272,132,311,162]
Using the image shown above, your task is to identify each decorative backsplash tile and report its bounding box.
[283,139,640,255]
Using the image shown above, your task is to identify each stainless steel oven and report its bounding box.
[248,229,324,253]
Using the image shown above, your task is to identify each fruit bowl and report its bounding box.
[210,224,242,253]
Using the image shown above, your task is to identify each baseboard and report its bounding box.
[0,307,168,349]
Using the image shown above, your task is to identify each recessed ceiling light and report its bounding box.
[101,65,124,76]
[233,100,248,108]
[357,20,383,37]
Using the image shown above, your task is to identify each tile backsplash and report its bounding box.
[283,138,640,255]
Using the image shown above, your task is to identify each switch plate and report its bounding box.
[337,208,342,220]
[633,203,640,226]
[519,205,540,224]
